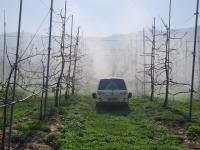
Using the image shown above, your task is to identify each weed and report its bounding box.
[187,124,200,140]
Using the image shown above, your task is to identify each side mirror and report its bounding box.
[92,93,97,99]
[128,92,132,99]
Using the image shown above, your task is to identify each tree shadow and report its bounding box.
[96,103,130,116]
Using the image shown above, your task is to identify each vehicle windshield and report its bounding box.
[98,79,127,90]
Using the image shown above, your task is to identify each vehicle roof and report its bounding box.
[99,77,125,80]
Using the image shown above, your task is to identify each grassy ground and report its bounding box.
[1,95,200,149]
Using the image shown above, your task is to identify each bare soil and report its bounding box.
[155,120,200,150]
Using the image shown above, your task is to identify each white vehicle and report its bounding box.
[92,78,132,106]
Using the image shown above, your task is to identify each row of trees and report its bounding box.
[0,0,83,149]
[140,0,200,121]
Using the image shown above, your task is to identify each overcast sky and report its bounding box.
[0,0,197,37]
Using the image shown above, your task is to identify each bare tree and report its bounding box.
[189,0,199,121]
[143,29,146,96]
[162,0,172,108]
[140,18,157,101]
[7,0,23,149]
[40,55,46,120]
[1,67,14,150]
[43,0,54,119]
[65,15,74,100]
[198,37,200,95]
[55,1,67,106]
[1,10,8,149]
[150,17,156,101]
[72,27,80,95]
[2,10,6,85]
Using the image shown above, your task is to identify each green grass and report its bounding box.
[0,95,56,145]
[142,97,200,143]
[11,120,50,143]
[1,95,200,149]
[0,95,56,128]
[187,125,200,140]
[45,96,189,150]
